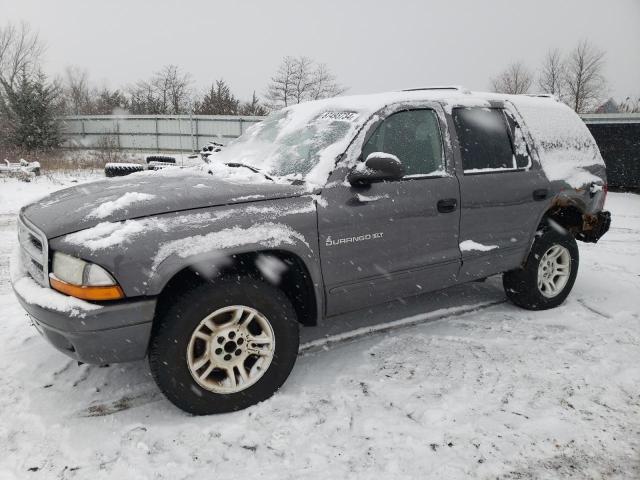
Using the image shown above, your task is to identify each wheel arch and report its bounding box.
[153,248,322,329]
[535,194,592,238]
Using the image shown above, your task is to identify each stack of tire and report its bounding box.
[104,155,176,177]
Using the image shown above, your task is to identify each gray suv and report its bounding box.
[12,88,611,414]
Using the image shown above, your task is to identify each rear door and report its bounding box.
[450,104,549,280]
[318,105,461,316]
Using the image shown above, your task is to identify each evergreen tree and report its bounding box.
[0,70,61,150]
[94,87,129,114]
[194,79,240,115]
[239,91,268,116]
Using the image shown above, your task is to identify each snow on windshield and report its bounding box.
[213,105,365,187]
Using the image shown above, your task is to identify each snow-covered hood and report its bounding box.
[20,172,307,239]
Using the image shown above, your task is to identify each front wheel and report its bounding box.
[503,225,579,310]
[149,278,299,414]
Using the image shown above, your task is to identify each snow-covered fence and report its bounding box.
[60,115,265,152]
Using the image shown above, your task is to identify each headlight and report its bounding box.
[50,252,124,301]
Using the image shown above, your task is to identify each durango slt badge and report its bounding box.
[325,232,384,247]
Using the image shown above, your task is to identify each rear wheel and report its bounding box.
[149,277,299,415]
[503,224,579,310]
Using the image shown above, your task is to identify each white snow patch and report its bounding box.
[244,202,315,218]
[152,222,309,270]
[356,193,389,202]
[460,240,498,252]
[255,254,288,284]
[87,192,156,219]
[312,194,328,208]
[65,220,154,250]
[64,212,233,251]
[230,194,264,201]
[365,151,400,162]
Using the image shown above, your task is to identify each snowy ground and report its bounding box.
[0,176,639,479]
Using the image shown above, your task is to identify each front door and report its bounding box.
[318,106,461,316]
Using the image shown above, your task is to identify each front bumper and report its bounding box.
[13,283,156,364]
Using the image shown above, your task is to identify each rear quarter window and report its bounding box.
[452,107,515,172]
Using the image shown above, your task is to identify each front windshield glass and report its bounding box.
[214,107,364,186]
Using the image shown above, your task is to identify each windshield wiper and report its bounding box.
[224,162,273,181]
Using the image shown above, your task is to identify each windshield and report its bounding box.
[214,107,364,186]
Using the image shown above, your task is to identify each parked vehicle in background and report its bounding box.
[12,88,610,414]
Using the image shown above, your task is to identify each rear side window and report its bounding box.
[504,111,531,169]
[453,107,516,172]
[362,109,444,176]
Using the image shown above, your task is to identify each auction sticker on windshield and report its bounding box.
[319,111,359,121]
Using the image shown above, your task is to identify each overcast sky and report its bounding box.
[2,0,639,103]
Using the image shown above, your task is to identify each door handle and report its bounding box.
[533,188,548,201]
[437,198,458,213]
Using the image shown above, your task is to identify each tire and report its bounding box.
[147,161,177,171]
[146,155,176,164]
[149,277,300,415]
[104,163,144,177]
[503,223,579,310]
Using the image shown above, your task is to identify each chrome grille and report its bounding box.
[17,216,49,287]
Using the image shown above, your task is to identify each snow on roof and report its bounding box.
[284,90,602,187]
[296,90,603,188]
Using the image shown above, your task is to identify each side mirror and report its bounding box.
[348,153,405,186]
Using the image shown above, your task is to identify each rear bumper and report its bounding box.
[13,284,156,364]
[578,210,611,243]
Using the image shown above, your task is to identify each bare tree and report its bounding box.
[291,56,315,104]
[564,40,606,113]
[538,49,566,99]
[127,65,192,114]
[618,96,640,113]
[151,65,193,114]
[490,61,533,95]
[309,63,346,100]
[0,21,44,88]
[63,66,92,114]
[266,56,346,109]
[265,56,297,109]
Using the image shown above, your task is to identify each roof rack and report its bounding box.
[524,93,556,99]
[402,86,468,92]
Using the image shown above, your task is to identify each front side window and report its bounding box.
[362,109,444,176]
[453,107,517,172]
